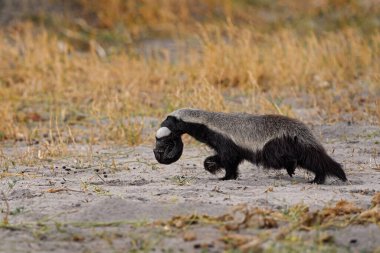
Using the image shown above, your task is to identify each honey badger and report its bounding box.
[153,108,347,184]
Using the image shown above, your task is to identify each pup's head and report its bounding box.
[153,116,184,164]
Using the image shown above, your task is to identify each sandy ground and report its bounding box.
[1,123,380,252]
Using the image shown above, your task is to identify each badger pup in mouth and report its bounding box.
[153,108,347,184]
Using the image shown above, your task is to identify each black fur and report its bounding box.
[256,135,347,184]
[153,136,183,164]
[154,116,347,184]
[153,117,184,164]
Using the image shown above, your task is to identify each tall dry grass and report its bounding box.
[2,0,379,43]
[0,24,379,146]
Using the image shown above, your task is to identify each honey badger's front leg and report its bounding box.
[204,155,222,174]
[204,153,241,180]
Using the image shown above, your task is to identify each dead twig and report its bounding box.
[46,187,83,193]
[1,191,10,225]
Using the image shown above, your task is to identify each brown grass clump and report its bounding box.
[358,192,380,224]
[154,197,380,251]
[371,192,380,206]
[320,200,362,218]
[1,196,378,251]
[224,205,281,231]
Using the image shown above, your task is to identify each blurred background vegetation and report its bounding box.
[1,1,380,37]
[0,0,379,147]
[1,0,379,46]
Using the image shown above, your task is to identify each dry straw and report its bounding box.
[0,24,379,145]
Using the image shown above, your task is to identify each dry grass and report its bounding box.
[7,0,378,38]
[154,194,380,251]
[0,1,379,147]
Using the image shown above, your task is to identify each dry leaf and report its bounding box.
[321,200,362,218]
[239,238,263,253]
[220,234,252,246]
[371,192,380,206]
[264,187,273,193]
[358,206,380,223]
[46,188,83,193]
[318,233,334,244]
[72,234,85,242]
[183,231,196,242]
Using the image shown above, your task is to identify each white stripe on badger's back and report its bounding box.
[169,108,320,152]
[170,108,266,150]
[169,108,203,124]
[156,127,171,139]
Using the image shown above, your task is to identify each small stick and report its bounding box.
[1,191,10,225]
[95,173,106,183]
[46,188,83,193]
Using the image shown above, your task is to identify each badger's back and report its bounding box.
[170,108,320,152]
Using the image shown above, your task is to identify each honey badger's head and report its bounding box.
[153,116,184,164]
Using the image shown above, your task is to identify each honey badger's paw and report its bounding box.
[204,155,222,174]
[285,160,297,177]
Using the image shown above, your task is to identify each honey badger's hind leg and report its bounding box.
[204,155,223,174]
[261,135,299,177]
[285,160,297,177]
[308,173,326,184]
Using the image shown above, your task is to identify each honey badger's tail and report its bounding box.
[259,135,347,184]
[299,146,347,184]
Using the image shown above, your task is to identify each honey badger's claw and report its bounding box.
[204,156,222,174]
[204,161,219,174]
[205,161,216,166]
[287,169,295,177]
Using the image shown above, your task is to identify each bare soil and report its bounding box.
[1,123,380,252]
